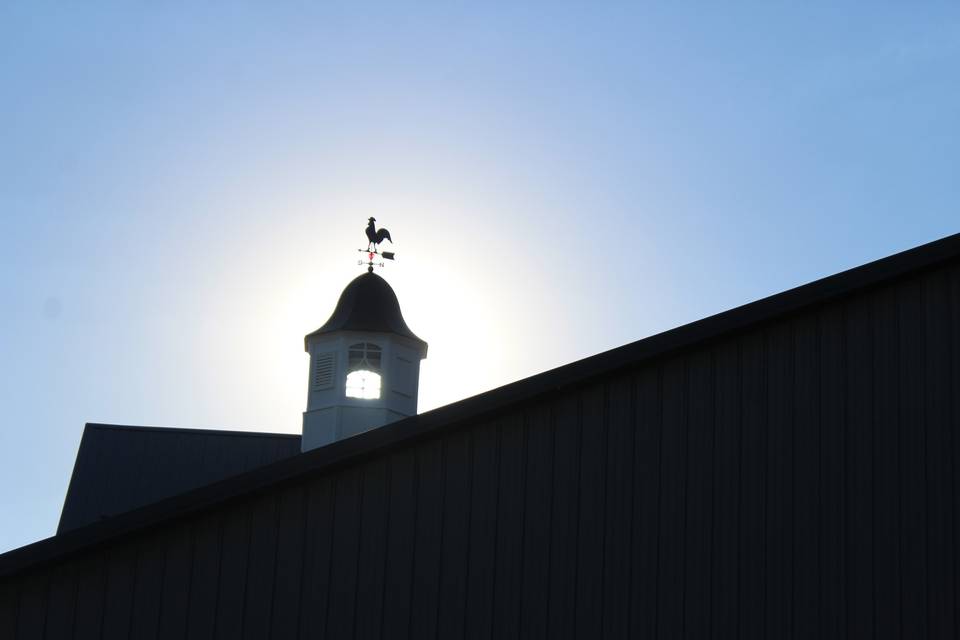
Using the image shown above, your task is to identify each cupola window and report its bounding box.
[345,343,382,399]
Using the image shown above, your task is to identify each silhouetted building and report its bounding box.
[3,233,960,638]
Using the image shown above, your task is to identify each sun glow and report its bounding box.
[345,370,381,399]
[197,194,555,432]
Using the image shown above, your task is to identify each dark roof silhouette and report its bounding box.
[58,424,300,533]
[2,231,960,577]
[304,272,427,354]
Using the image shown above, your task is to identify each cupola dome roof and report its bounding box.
[305,272,427,354]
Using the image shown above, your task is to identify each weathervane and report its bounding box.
[358,217,395,273]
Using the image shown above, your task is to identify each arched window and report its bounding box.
[345,343,382,399]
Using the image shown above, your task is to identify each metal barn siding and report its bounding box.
[1,257,960,638]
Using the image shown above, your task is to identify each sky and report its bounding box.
[1,2,958,553]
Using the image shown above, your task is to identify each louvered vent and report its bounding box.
[312,353,335,390]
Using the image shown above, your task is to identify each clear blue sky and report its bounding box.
[1,3,958,553]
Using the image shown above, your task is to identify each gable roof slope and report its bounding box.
[2,230,959,577]
[58,424,301,533]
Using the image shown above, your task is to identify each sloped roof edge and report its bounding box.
[79,423,301,438]
[2,231,959,577]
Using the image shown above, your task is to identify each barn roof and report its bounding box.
[2,230,960,577]
[58,424,300,533]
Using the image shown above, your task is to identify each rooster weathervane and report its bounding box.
[358,217,395,273]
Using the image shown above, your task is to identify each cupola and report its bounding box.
[302,271,427,451]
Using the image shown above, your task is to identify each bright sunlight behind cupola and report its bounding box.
[345,370,381,400]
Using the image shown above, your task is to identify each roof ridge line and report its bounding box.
[84,423,301,439]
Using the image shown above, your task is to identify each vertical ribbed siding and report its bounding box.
[925,269,956,639]
[2,263,960,638]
